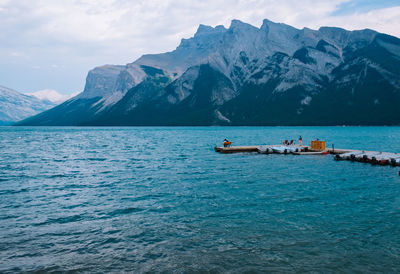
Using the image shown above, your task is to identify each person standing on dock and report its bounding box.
[299,136,302,146]
[223,139,232,147]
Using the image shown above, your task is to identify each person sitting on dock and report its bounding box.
[283,140,289,145]
[289,140,294,145]
[223,139,232,147]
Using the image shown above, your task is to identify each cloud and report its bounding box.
[324,6,400,37]
[332,0,400,15]
[0,0,399,95]
[10,51,23,57]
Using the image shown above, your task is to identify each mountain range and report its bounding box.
[18,19,400,126]
[0,85,57,125]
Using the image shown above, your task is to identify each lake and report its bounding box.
[1,126,400,272]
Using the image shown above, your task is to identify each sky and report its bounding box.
[0,0,399,95]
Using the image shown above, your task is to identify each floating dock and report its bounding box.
[214,144,400,167]
[214,145,260,153]
[214,145,344,154]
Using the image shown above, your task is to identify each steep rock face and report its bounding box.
[18,63,149,125]
[88,64,235,125]
[18,19,400,126]
[76,64,146,107]
[0,85,55,125]
[77,65,125,99]
[299,35,400,125]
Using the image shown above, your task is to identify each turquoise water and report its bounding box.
[1,126,400,272]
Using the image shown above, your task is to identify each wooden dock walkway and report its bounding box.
[214,145,264,153]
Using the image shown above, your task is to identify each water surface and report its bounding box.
[1,126,400,272]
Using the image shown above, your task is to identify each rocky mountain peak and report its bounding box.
[18,19,400,126]
[78,65,125,99]
[229,19,255,30]
[195,24,226,37]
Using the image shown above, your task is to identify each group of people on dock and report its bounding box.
[223,136,303,147]
[283,136,302,146]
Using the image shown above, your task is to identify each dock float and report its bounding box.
[214,146,260,153]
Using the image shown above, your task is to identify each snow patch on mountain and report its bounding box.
[301,96,312,105]
[26,89,78,104]
[215,110,231,123]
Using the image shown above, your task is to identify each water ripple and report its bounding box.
[0,126,399,272]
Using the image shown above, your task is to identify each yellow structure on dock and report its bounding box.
[310,140,326,151]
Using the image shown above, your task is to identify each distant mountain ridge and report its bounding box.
[26,89,78,104]
[0,85,56,125]
[18,19,400,126]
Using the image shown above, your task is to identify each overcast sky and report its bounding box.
[1,0,399,95]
